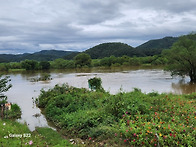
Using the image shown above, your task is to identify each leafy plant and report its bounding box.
[0,75,12,104]
[88,77,104,91]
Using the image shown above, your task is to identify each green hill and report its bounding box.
[136,36,178,56]
[0,36,181,62]
[84,42,144,59]
[0,50,76,62]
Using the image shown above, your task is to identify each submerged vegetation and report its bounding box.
[36,84,196,146]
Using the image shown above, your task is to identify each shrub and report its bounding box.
[88,77,104,91]
[6,104,22,119]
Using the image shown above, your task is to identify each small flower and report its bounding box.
[89,137,92,140]
[163,135,167,139]
[133,133,136,136]
[3,123,6,126]
[115,133,117,136]
[124,139,127,142]
[170,133,172,136]
[133,139,135,142]
[159,133,162,137]
[29,140,33,145]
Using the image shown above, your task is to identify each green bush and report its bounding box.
[88,77,104,91]
[6,104,22,119]
[36,84,196,146]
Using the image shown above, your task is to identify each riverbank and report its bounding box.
[0,119,73,146]
[36,84,196,146]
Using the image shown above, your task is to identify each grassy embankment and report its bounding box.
[0,104,73,147]
[36,84,196,146]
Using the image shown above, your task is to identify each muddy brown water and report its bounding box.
[5,67,196,131]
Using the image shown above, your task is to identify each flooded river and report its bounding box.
[5,67,196,131]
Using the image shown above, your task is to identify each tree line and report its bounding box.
[0,33,196,82]
[0,54,168,72]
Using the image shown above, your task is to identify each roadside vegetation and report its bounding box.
[36,83,196,146]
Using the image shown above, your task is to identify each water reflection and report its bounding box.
[172,79,196,94]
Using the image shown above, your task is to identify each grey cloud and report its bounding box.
[0,0,195,54]
[128,0,196,13]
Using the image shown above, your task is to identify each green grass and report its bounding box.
[0,119,73,147]
[8,69,26,72]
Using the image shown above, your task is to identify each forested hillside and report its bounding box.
[136,36,178,56]
[0,50,76,62]
[84,42,145,59]
[0,36,179,62]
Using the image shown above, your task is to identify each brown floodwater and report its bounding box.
[5,67,196,131]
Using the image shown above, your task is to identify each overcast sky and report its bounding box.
[0,0,196,54]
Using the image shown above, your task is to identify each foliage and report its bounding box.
[0,55,168,72]
[163,33,196,82]
[0,75,12,104]
[51,58,75,69]
[0,119,73,146]
[6,104,22,119]
[30,73,52,82]
[21,60,39,70]
[39,61,50,70]
[74,53,92,68]
[36,84,196,146]
[88,77,104,91]
[117,94,196,146]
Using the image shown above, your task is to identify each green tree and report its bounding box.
[74,53,91,67]
[39,61,50,70]
[21,60,38,70]
[164,33,196,82]
[88,77,104,91]
[0,75,12,104]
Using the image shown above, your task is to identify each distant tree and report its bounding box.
[51,58,75,69]
[0,75,12,104]
[163,33,196,82]
[21,60,38,70]
[39,61,50,70]
[74,53,91,67]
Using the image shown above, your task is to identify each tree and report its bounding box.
[21,60,38,70]
[74,53,91,67]
[163,33,196,82]
[88,77,104,91]
[39,61,50,70]
[0,75,12,104]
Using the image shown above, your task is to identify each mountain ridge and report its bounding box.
[0,36,179,62]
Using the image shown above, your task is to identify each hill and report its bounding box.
[0,36,180,62]
[65,37,179,59]
[0,50,77,62]
[136,36,178,56]
[84,42,145,59]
